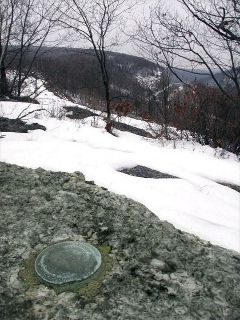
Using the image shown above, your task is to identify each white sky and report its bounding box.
[112,0,184,56]
[52,0,184,56]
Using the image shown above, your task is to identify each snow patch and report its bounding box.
[0,85,239,252]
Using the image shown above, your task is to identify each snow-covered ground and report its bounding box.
[0,88,239,253]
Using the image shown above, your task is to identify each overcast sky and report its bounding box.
[53,0,184,57]
[113,0,185,56]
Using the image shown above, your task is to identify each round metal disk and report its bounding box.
[35,241,102,285]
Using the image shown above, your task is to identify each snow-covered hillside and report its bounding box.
[0,86,239,252]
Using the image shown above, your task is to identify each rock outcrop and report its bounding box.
[0,117,46,133]
[0,162,239,320]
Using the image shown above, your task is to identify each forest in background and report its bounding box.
[1,0,239,154]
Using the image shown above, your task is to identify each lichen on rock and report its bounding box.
[0,162,240,320]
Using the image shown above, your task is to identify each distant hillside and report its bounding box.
[21,47,161,113]
[171,68,211,83]
[10,46,213,115]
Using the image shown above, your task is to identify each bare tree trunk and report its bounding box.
[0,64,8,97]
[0,44,8,97]
[104,80,112,133]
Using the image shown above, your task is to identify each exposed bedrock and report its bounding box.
[0,162,239,320]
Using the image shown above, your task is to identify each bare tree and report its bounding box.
[60,0,135,133]
[12,0,62,97]
[136,0,240,99]
[0,0,18,97]
[135,0,240,153]
[0,0,62,99]
[155,68,173,138]
[180,0,240,42]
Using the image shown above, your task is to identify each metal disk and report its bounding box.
[35,241,102,284]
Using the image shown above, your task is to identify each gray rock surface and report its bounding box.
[0,162,240,320]
[219,182,240,193]
[119,165,178,179]
[64,106,98,120]
[112,120,152,138]
[63,105,152,138]
[0,117,46,133]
